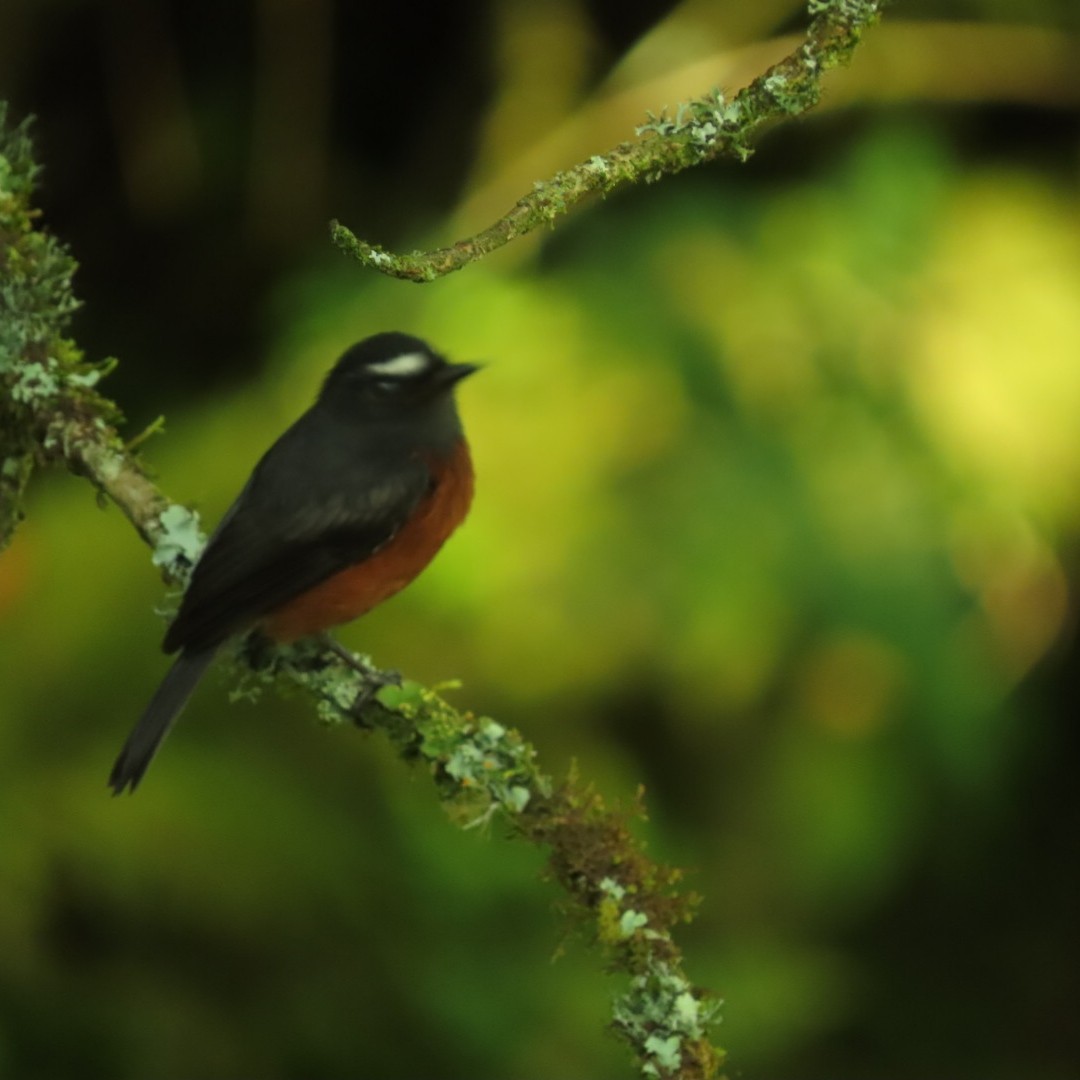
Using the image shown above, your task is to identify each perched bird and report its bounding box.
[110,332,477,793]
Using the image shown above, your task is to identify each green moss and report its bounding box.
[331,1,887,287]
[1,105,124,556]
[0,110,82,378]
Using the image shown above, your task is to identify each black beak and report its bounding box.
[438,361,481,387]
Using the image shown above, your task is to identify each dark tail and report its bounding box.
[109,648,218,795]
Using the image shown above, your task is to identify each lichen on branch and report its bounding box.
[331,0,888,283]
[1,7,892,1071]
[0,103,179,558]
[0,104,729,1079]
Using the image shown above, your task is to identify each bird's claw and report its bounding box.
[350,667,401,726]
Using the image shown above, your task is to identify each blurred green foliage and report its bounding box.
[2,2,1080,1078]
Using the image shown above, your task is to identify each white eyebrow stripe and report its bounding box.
[368,351,430,377]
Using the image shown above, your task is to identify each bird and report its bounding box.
[109,331,477,794]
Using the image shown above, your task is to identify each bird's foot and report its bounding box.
[318,634,402,725]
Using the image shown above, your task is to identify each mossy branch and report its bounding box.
[0,106,170,555]
[331,0,888,282]
[0,5,891,1070]
[1,105,723,1079]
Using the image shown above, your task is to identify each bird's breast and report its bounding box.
[260,439,474,642]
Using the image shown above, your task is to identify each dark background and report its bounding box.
[1,1,1079,1077]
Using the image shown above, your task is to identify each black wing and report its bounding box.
[164,412,431,653]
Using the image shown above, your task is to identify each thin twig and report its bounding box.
[331,0,887,282]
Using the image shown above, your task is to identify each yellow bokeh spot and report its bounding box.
[911,178,1080,515]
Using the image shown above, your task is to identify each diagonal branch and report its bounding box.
[0,6,890,1071]
[330,0,888,282]
[1,104,722,1079]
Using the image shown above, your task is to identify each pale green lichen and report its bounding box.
[598,877,656,945]
[2,105,96,552]
[372,680,548,820]
[10,360,60,402]
[1,105,114,438]
[809,0,881,17]
[600,876,627,902]
[86,444,124,484]
[0,104,39,198]
[435,714,541,813]
[150,503,205,573]
[66,368,102,389]
[644,1035,682,1073]
[636,88,754,164]
[619,909,649,938]
[613,957,723,1078]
